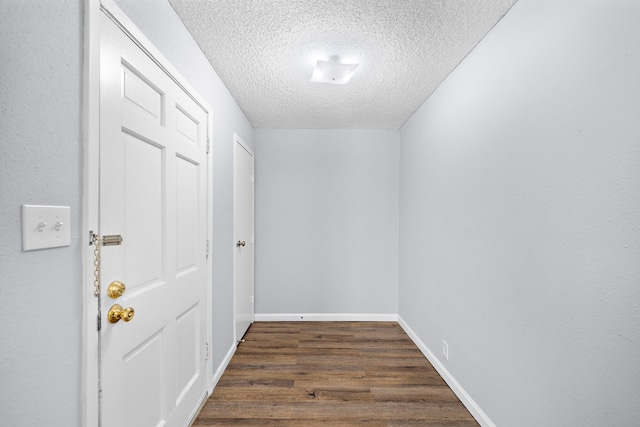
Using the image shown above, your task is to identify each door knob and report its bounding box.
[236,240,246,247]
[107,281,126,299]
[108,304,135,323]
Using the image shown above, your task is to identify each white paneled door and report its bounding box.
[99,11,208,427]
[234,137,255,342]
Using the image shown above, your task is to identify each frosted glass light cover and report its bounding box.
[310,59,359,84]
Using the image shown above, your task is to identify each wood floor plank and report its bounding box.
[370,386,463,403]
[229,354,297,365]
[192,322,479,426]
[296,354,428,367]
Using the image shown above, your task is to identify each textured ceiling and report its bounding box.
[168,0,517,129]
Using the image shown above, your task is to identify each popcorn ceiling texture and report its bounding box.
[168,0,516,129]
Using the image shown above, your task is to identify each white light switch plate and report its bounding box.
[22,205,71,251]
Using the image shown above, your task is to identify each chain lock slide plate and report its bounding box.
[102,235,123,246]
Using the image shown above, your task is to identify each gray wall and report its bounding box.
[255,129,399,315]
[0,1,253,425]
[0,2,83,426]
[399,0,640,425]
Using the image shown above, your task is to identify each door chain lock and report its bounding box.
[91,233,102,298]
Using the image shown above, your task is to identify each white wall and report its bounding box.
[0,2,83,426]
[112,0,254,372]
[255,129,399,316]
[0,1,253,426]
[399,0,640,426]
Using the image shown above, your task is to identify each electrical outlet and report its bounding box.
[442,340,449,361]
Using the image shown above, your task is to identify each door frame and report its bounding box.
[232,133,255,343]
[82,1,214,425]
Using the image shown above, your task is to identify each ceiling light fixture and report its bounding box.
[310,55,359,85]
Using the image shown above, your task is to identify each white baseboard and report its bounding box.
[254,313,398,322]
[397,316,495,427]
[209,341,236,394]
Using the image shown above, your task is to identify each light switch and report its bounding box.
[22,205,71,251]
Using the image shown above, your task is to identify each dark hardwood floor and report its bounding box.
[193,321,479,426]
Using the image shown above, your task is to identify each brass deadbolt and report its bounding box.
[107,281,126,299]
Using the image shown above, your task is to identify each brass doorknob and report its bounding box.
[107,281,126,299]
[108,304,135,324]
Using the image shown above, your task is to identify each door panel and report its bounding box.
[100,11,208,427]
[122,332,165,427]
[122,62,163,122]
[175,106,200,144]
[175,304,200,403]
[123,132,163,289]
[176,157,199,273]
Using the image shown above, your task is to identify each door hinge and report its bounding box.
[206,240,210,259]
[250,174,255,183]
[206,138,211,154]
[97,311,101,332]
[205,342,210,361]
